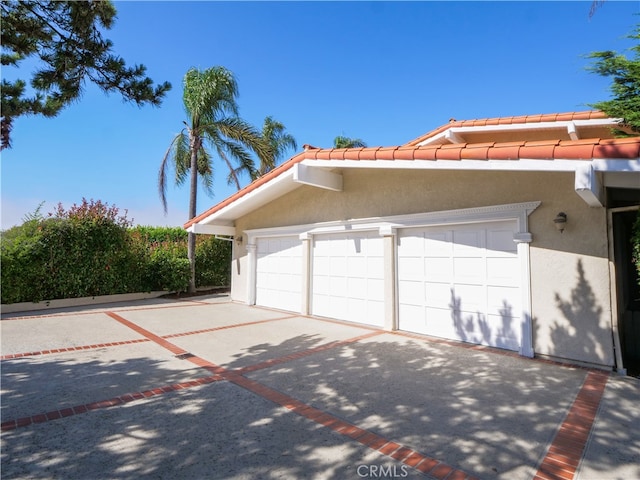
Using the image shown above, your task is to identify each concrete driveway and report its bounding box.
[1,295,638,480]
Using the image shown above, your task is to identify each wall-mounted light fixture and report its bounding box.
[553,212,567,233]
[235,235,243,245]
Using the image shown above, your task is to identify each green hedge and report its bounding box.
[1,200,231,304]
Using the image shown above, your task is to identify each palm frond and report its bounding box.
[258,116,297,176]
[216,145,242,190]
[183,67,239,123]
[158,130,187,214]
[173,132,191,186]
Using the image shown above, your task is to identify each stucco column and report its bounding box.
[380,226,397,331]
[514,233,534,358]
[246,242,257,306]
[300,233,312,315]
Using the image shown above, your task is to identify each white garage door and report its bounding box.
[256,236,302,312]
[397,220,521,351]
[312,231,384,326]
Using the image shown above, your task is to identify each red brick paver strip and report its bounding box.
[237,330,384,374]
[163,314,296,339]
[1,315,295,361]
[0,338,150,360]
[0,301,215,321]
[5,308,599,480]
[0,375,222,432]
[533,370,609,480]
[104,311,190,356]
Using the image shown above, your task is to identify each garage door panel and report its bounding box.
[424,282,452,309]
[399,280,424,305]
[347,256,367,276]
[398,304,425,332]
[368,278,384,299]
[487,229,517,253]
[329,276,348,297]
[424,231,452,254]
[398,220,521,352]
[453,284,486,313]
[486,257,519,285]
[366,301,385,325]
[314,275,330,295]
[312,232,384,327]
[398,256,423,279]
[330,256,348,276]
[399,234,425,252]
[365,236,384,256]
[347,277,367,299]
[256,236,302,313]
[453,257,485,282]
[424,257,452,282]
[427,307,458,339]
[453,230,484,252]
[367,257,384,279]
[487,286,521,316]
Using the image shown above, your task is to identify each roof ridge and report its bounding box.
[404,110,608,146]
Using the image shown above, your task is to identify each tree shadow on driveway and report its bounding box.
[3,322,638,480]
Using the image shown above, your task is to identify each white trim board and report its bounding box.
[245,201,541,243]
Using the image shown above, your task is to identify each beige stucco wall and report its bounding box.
[230,168,614,367]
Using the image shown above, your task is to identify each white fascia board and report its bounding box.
[604,171,640,189]
[293,163,343,191]
[417,118,622,146]
[186,224,236,236]
[444,129,465,144]
[193,168,297,226]
[300,158,590,172]
[567,122,579,141]
[592,159,640,172]
[244,202,541,243]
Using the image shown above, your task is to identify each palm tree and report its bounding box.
[333,135,367,148]
[254,116,297,178]
[158,66,269,292]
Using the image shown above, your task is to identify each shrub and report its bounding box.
[196,236,231,287]
[145,249,190,292]
[1,200,232,303]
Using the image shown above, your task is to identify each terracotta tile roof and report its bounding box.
[404,110,610,146]
[184,111,639,229]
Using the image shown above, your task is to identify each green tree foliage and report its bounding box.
[1,200,231,304]
[158,66,269,292]
[333,135,367,148]
[587,23,640,134]
[0,0,171,149]
[1,199,143,302]
[195,236,232,287]
[255,116,297,178]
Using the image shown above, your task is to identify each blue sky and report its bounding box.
[2,1,638,230]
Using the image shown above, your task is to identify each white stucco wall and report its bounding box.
[230,169,614,367]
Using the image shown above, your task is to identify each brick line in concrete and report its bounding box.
[237,330,384,374]
[2,310,611,480]
[533,370,610,480]
[163,314,297,338]
[96,312,481,479]
[0,314,296,361]
[0,375,223,432]
[0,298,220,321]
[0,338,151,360]
[0,311,477,478]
